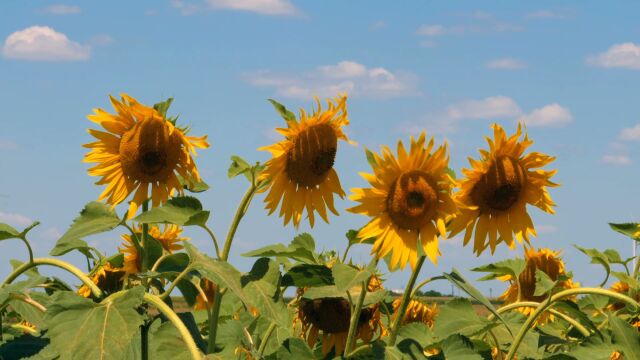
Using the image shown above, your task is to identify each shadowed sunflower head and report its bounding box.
[119,224,188,275]
[84,94,209,219]
[78,262,126,298]
[259,95,351,228]
[449,123,557,256]
[391,298,438,327]
[347,133,456,270]
[499,247,578,322]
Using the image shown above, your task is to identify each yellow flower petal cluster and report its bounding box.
[77,262,126,298]
[259,96,350,228]
[391,298,438,327]
[120,224,188,275]
[348,133,456,270]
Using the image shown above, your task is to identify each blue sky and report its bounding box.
[1,0,640,295]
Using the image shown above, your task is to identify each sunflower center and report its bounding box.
[300,297,373,333]
[286,123,338,187]
[471,156,527,212]
[119,118,181,183]
[386,170,438,230]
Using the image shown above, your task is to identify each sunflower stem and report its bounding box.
[388,255,426,346]
[221,181,259,261]
[207,290,223,353]
[410,275,445,299]
[141,202,150,274]
[1,258,103,298]
[345,279,369,356]
[158,266,193,299]
[201,224,221,259]
[505,288,640,360]
[257,322,277,356]
[18,237,34,264]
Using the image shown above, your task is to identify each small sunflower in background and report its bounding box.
[348,133,456,270]
[84,94,209,219]
[259,95,351,228]
[119,224,188,275]
[78,262,126,298]
[499,247,578,322]
[391,298,438,327]
[449,123,557,255]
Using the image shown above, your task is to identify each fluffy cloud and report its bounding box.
[416,24,463,37]
[518,103,573,127]
[244,60,418,99]
[206,0,299,16]
[416,22,521,38]
[602,154,632,166]
[619,123,640,141]
[486,58,527,70]
[447,96,522,120]
[43,4,81,15]
[587,43,640,70]
[171,0,200,15]
[2,26,89,61]
[0,212,33,227]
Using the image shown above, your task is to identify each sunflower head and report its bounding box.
[259,95,350,228]
[78,262,126,298]
[499,247,578,320]
[119,224,188,275]
[84,94,209,219]
[392,298,438,327]
[348,133,456,270]
[450,123,557,256]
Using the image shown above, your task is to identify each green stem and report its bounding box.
[220,182,258,261]
[143,293,201,360]
[151,254,171,272]
[1,258,102,298]
[8,293,47,313]
[633,254,640,279]
[200,225,221,259]
[388,255,426,346]
[410,275,445,298]
[141,323,149,360]
[341,244,352,263]
[344,280,368,355]
[505,288,640,360]
[141,202,150,274]
[488,329,504,360]
[18,237,34,264]
[258,322,277,356]
[346,344,371,358]
[207,290,223,353]
[158,266,193,299]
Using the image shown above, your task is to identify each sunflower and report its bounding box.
[449,123,557,255]
[348,133,456,270]
[194,278,217,311]
[259,95,351,228]
[296,276,383,356]
[84,94,209,219]
[608,281,640,312]
[78,262,126,298]
[120,224,188,275]
[391,298,438,327]
[499,247,578,322]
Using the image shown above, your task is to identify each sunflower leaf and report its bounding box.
[609,313,640,359]
[438,334,484,360]
[176,174,210,193]
[433,298,493,339]
[0,223,20,240]
[133,196,209,227]
[275,338,315,360]
[574,245,611,287]
[534,269,557,297]
[51,202,120,257]
[228,155,251,179]
[472,258,526,281]
[153,97,174,118]
[268,99,297,124]
[346,229,376,246]
[281,264,334,287]
[332,263,371,292]
[609,223,640,241]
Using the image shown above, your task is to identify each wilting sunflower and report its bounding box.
[499,247,578,322]
[348,133,456,270]
[119,224,188,275]
[259,95,351,228]
[296,276,383,356]
[391,298,438,327]
[449,123,557,255]
[84,94,209,219]
[78,262,126,298]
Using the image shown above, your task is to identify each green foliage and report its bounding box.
[267,99,296,124]
[472,258,526,281]
[134,196,210,227]
[433,298,492,339]
[609,222,640,240]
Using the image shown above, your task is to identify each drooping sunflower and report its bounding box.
[391,298,438,327]
[296,276,384,356]
[259,95,351,228]
[119,224,188,275]
[348,133,456,270]
[499,247,578,322]
[78,262,126,298]
[84,94,209,219]
[449,123,557,255]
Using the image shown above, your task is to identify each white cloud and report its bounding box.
[89,35,114,46]
[171,0,200,15]
[244,60,418,99]
[43,227,62,241]
[206,0,300,16]
[416,22,521,39]
[2,26,90,61]
[0,212,33,227]
[526,10,564,19]
[620,123,640,141]
[602,154,632,166]
[587,43,640,70]
[447,96,522,120]
[0,140,17,150]
[486,58,527,70]
[471,11,492,20]
[370,20,386,31]
[44,4,81,15]
[536,225,558,234]
[416,24,463,37]
[518,103,573,127]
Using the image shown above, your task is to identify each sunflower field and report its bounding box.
[2,93,640,360]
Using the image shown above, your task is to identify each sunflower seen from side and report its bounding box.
[119,224,188,275]
[449,123,557,255]
[391,298,438,327]
[348,133,456,270]
[84,94,209,219]
[259,95,351,228]
[77,262,126,298]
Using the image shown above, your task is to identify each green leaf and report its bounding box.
[153,97,174,118]
[346,229,375,247]
[564,333,616,360]
[150,319,206,359]
[276,338,315,360]
[610,313,640,359]
[268,99,296,124]
[574,245,611,286]
[228,155,252,179]
[609,223,640,240]
[442,268,510,334]
[281,264,334,287]
[155,253,190,274]
[331,263,372,292]
[433,298,492,339]
[439,334,483,360]
[611,271,640,290]
[396,322,437,348]
[0,335,50,359]
[0,223,20,240]
[44,287,145,360]
[534,269,557,297]
[552,300,597,334]
[133,196,209,227]
[143,234,164,274]
[301,285,344,300]
[241,258,289,327]
[472,258,526,281]
[242,233,317,264]
[0,275,48,304]
[291,233,315,253]
[364,148,378,168]
[51,202,120,256]
[177,174,210,193]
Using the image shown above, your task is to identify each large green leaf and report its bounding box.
[51,202,120,256]
[438,334,483,360]
[276,338,315,360]
[564,333,615,360]
[433,298,492,339]
[0,335,50,359]
[150,321,206,360]
[472,258,526,281]
[534,269,558,297]
[44,287,145,360]
[241,258,288,327]
[281,264,334,287]
[331,263,372,292]
[609,223,640,240]
[610,314,640,359]
[0,223,20,240]
[133,196,209,227]
[242,233,317,264]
